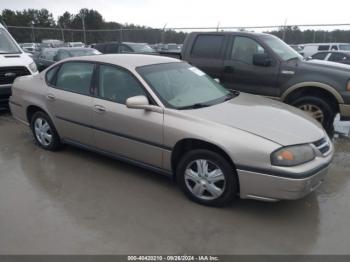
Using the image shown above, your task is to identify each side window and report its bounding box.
[55,62,94,95]
[98,65,146,104]
[105,44,119,54]
[191,35,224,59]
[318,45,330,51]
[329,53,347,62]
[119,45,133,53]
[46,66,59,85]
[312,52,328,60]
[231,36,266,64]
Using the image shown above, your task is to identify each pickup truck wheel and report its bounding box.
[176,149,238,207]
[30,111,61,151]
[291,96,335,134]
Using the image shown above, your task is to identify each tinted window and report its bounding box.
[331,45,338,50]
[56,62,94,95]
[98,65,146,104]
[191,35,224,59]
[105,44,119,54]
[318,45,330,51]
[46,66,59,85]
[57,50,70,60]
[311,52,328,60]
[119,45,133,53]
[329,53,347,62]
[42,49,57,61]
[231,36,265,64]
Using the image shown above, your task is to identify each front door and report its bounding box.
[92,64,164,168]
[222,36,279,97]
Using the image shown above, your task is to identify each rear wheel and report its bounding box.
[291,95,336,135]
[176,149,238,207]
[30,111,61,151]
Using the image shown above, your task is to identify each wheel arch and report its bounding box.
[171,138,237,177]
[282,82,342,113]
[26,105,48,123]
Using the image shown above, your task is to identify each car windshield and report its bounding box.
[137,62,236,109]
[128,43,155,53]
[262,35,302,61]
[339,44,350,51]
[0,28,21,54]
[68,49,101,56]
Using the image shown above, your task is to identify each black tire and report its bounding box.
[291,96,336,135]
[176,149,238,207]
[30,111,61,151]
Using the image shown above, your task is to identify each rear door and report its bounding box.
[222,36,279,96]
[45,61,95,146]
[185,34,227,79]
[91,64,164,168]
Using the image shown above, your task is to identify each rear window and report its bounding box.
[191,35,224,59]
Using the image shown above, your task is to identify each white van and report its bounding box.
[302,43,350,57]
[0,23,38,104]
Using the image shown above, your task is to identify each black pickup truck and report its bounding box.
[179,32,350,133]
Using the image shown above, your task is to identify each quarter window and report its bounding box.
[231,36,265,64]
[46,66,59,85]
[191,35,224,59]
[98,65,146,104]
[55,62,94,95]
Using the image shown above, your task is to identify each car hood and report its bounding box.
[184,93,325,146]
[303,59,350,72]
[0,52,34,67]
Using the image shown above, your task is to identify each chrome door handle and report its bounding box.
[94,105,106,113]
[47,94,55,100]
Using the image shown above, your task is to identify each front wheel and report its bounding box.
[176,149,238,207]
[291,96,336,135]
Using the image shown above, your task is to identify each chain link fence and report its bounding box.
[4,23,350,45]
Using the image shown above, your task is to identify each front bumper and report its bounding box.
[237,164,330,201]
[0,84,12,103]
[340,104,350,121]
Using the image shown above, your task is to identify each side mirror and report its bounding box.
[253,53,272,66]
[126,95,163,113]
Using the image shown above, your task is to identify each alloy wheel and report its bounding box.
[298,104,324,123]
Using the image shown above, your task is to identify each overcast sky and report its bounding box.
[1,0,350,29]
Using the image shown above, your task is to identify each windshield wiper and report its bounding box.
[224,89,239,101]
[178,103,211,110]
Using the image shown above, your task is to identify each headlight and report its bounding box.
[271,144,315,167]
[29,62,37,73]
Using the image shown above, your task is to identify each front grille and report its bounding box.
[313,137,331,156]
[0,67,31,85]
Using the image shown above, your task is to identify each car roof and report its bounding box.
[303,43,350,46]
[190,31,272,37]
[65,54,180,69]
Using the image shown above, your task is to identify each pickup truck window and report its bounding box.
[262,35,301,61]
[231,36,265,64]
[191,35,224,59]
